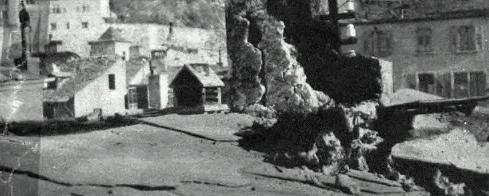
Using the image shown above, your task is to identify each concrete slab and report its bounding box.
[392,128,489,174]
[140,113,255,142]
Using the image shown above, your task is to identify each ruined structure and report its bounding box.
[227,0,387,174]
[226,0,383,113]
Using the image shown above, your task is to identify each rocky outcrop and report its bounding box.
[226,0,332,114]
[227,0,385,179]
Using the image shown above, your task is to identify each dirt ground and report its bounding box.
[0,114,427,196]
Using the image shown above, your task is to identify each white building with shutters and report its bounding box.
[344,2,489,98]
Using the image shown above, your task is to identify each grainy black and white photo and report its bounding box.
[1,0,489,195]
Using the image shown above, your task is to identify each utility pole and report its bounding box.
[320,0,357,53]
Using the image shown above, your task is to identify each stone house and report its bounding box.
[43,57,127,120]
[0,69,44,122]
[170,64,228,113]
[88,27,131,60]
[344,1,489,98]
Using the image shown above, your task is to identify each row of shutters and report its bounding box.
[363,25,484,57]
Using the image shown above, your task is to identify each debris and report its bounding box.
[335,174,361,195]
[433,169,466,196]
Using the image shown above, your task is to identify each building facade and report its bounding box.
[344,1,489,98]
[41,0,112,57]
[43,57,127,119]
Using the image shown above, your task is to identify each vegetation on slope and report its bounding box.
[110,0,225,30]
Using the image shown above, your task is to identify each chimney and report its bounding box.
[150,49,167,73]
[45,41,62,54]
[129,45,141,60]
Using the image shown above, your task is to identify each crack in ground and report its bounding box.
[0,165,176,192]
[0,143,37,196]
[180,180,251,188]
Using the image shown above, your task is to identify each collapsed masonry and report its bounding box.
[226,0,389,175]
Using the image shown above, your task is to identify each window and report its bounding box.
[108,74,116,90]
[454,72,469,98]
[364,28,392,57]
[48,34,53,41]
[451,25,482,53]
[457,25,477,52]
[51,5,61,14]
[418,73,435,94]
[66,22,70,29]
[416,27,433,54]
[50,23,57,30]
[82,5,90,12]
[82,22,89,29]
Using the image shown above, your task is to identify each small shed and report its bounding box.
[170,64,228,113]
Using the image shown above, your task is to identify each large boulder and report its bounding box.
[226,0,331,114]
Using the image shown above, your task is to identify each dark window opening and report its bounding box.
[458,26,476,52]
[416,27,433,54]
[454,72,469,98]
[108,74,116,90]
[418,73,435,94]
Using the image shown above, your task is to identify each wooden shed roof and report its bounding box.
[170,64,224,88]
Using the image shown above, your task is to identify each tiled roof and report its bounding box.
[39,51,80,75]
[355,1,489,23]
[170,64,224,88]
[96,27,131,43]
[43,57,119,102]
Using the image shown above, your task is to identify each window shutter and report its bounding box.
[403,72,417,89]
[363,32,371,56]
[385,31,393,56]
[475,25,483,51]
[448,26,458,53]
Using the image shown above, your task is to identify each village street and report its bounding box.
[0,114,429,196]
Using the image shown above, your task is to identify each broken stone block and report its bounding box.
[314,132,345,172]
[342,101,379,133]
[335,174,361,195]
[433,169,466,196]
[392,128,489,195]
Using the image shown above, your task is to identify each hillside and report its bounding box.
[109,0,225,30]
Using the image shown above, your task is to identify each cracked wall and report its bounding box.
[226,0,383,113]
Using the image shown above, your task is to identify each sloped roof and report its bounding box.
[39,51,80,75]
[92,27,131,43]
[170,64,224,88]
[43,57,119,102]
[0,67,43,83]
